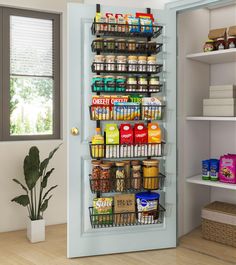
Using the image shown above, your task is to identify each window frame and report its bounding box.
[1,7,60,141]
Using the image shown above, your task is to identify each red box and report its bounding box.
[120,124,133,144]
[134,124,148,144]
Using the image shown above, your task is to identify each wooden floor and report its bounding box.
[0,224,235,265]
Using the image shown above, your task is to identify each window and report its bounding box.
[0,8,60,140]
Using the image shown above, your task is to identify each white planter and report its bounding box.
[27,218,45,243]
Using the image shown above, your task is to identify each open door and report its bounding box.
[68,3,177,258]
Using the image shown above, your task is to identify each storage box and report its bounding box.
[203,98,236,116]
[202,201,236,247]
[209,85,236,99]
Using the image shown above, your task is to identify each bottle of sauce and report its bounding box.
[91,128,104,158]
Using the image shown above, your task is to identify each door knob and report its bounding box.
[71,127,79,136]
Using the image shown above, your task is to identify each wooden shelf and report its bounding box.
[186,48,236,64]
[187,175,236,190]
[186,116,236,121]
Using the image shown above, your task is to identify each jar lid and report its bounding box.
[95,38,104,41]
[217,37,225,41]
[143,159,159,166]
[206,39,214,43]
[228,35,236,39]
[131,160,140,166]
[106,38,115,41]
[122,160,131,165]
[104,75,115,78]
[105,161,115,166]
[94,55,104,58]
[117,55,127,59]
[136,192,160,200]
[128,39,136,42]
[147,56,156,61]
[91,160,102,165]
[100,163,111,169]
[115,162,125,166]
[137,40,146,43]
[148,41,156,44]
[106,55,116,58]
[138,56,147,60]
[116,76,126,79]
[93,75,104,78]
[128,56,138,60]
[117,39,126,42]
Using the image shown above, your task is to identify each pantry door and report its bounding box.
[68,3,177,258]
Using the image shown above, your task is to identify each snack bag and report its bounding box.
[148,123,161,143]
[219,155,236,184]
[113,102,140,120]
[142,97,162,120]
[105,124,119,144]
[120,124,133,144]
[128,17,140,33]
[93,197,113,225]
[140,18,153,33]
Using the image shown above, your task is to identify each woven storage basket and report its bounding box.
[202,201,236,247]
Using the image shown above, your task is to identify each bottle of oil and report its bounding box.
[92,128,104,158]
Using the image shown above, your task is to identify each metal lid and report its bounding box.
[115,162,125,166]
[143,159,159,166]
[131,160,140,166]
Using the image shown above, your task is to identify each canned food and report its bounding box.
[137,41,146,52]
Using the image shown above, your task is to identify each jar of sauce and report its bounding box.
[147,56,157,72]
[215,38,226,50]
[228,36,236,49]
[128,39,136,51]
[138,56,147,72]
[143,159,159,190]
[203,40,215,52]
[116,76,126,92]
[117,39,126,51]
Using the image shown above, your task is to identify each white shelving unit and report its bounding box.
[187,48,236,64]
[186,116,236,121]
[187,175,236,191]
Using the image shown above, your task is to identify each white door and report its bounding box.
[68,3,177,258]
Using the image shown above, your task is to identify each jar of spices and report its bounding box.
[104,75,116,92]
[203,39,215,52]
[115,162,126,192]
[127,76,137,92]
[149,76,160,92]
[138,76,148,92]
[116,76,126,92]
[100,163,111,192]
[91,160,101,192]
[105,55,116,71]
[215,38,226,50]
[137,41,146,52]
[148,41,157,53]
[94,38,104,50]
[94,55,105,71]
[138,56,147,72]
[128,39,136,51]
[128,56,138,72]
[117,39,126,51]
[143,159,159,190]
[228,36,236,49]
[147,56,157,73]
[116,56,127,72]
[92,75,104,92]
[106,38,115,51]
[123,160,131,189]
[131,160,142,190]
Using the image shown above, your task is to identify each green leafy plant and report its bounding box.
[11,145,61,220]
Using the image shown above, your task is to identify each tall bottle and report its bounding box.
[92,128,104,158]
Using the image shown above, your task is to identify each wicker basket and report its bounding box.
[202,201,236,247]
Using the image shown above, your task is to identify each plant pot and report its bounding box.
[27,218,45,243]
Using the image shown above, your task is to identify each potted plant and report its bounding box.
[11,145,61,243]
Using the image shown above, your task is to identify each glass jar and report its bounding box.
[105,161,115,190]
[128,39,136,51]
[147,56,157,73]
[92,75,104,92]
[91,160,101,192]
[106,38,115,50]
[215,38,226,50]
[116,76,126,92]
[137,41,146,52]
[143,159,159,190]
[149,76,160,92]
[138,56,147,72]
[104,75,116,92]
[100,163,111,192]
[203,39,215,52]
[94,38,104,50]
[138,76,148,92]
[128,56,138,72]
[131,160,142,190]
[116,56,127,72]
[115,162,126,192]
[148,41,157,53]
[94,55,105,71]
[117,39,126,51]
[105,55,116,71]
[123,160,131,189]
[228,36,236,49]
[127,76,137,92]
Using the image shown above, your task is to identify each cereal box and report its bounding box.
[93,197,113,225]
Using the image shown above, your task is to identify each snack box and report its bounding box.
[219,155,236,184]
[93,197,113,225]
[148,123,161,143]
[105,124,119,144]
[134,123,148,144]
[142,97,162,120]
[120,124,133,144]
[113,102,140,120]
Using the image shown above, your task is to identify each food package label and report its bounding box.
[105,124,119,144]
[148,123,161,143]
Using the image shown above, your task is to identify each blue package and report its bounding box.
[202,160,210,180]
[210,159,219,181]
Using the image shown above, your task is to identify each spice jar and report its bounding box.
[138,76,148,91]
[147,56,157,72]
[128,56,138,72]
[94,38,104,50]
[123,160,131,189]
[143,159,159,190]
[128,39,136,51]
[105,55,116,71]
[116,55,127,72]
[116,76,126,92]
[148,41,157,53]
[115,162,126,192]
[215,38,226,50]
[100,163,111,192]
[149,76,160,92]
[92,75,104,92]
[131,160,142,190]
[127,76,137,92]
[94,55,105,71]
[91,160,101,192]
[138,56,147,72]
[228,36,236,49]
[106,38,115,50]
[104,75,116,92]
[203,39,215,52]
[117,39,126,51]
[137,41,146,52]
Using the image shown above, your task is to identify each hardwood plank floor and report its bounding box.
[0,224,235,265]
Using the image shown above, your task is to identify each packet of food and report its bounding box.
[140,18,153,33]
[105,124,119,144]
[92,96,110,120]
[128,17,140,33]
[142,97,162,120]
[93,197,113,225]
[113,102,140,120]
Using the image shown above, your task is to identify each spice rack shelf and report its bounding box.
[89,173,166,193]
[89,204,165,228]
[91,21,163,39]
[89,142,165,159]
[90,104,164,121]
[91,40,163,55]
[91,62,163,75]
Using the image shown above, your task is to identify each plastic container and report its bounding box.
[143,159,159,189]
[203,98,236,117]
[136,192,160,224]
[209,85,236,99]
[91,160,101,191]
[115,162,126,192]
[131,160,141,190]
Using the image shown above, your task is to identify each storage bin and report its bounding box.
[203,98,236,116]
[209,85,236,99]
[202,201,236,247]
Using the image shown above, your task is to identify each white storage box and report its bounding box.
[210,85,236,99]
[203,98,236,116]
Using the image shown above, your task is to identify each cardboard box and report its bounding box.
[203,98,236,116]
[208,28,227,40]
[209,85,236,99]
[228,26,236,37]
